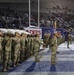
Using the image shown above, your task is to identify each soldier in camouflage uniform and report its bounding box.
[67,33,72,48]
[30,35,34,55]
[3,31,12,71]
[28,35,31,57]
[25,34,28,59]
[49,32,57,64]
[20,33,26,62]
[0,31,3,64]
[57,33,62,46]
[43,32,48,48]
[25,34,31,58]
[13,32,21,67]
[34,34,41,62]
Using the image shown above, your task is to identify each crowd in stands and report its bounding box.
[0,8,37,29]
[0,8,74,32]
[40,13,74,32]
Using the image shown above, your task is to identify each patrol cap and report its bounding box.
[15,32,20,35]
[6,31,12,36]
[21,33,26,36]
[35,34,40,37]
[7,31,12,35]
[0,31,3,35]
[27,34,31,37]
[31,34,34,37]
[0,30,2,34]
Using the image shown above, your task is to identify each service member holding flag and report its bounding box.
[49,20,58,64]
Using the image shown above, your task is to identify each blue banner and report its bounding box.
[41,28,51,39]
[42,28,64,39]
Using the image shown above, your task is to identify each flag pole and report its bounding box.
[38,0,40,28]
[29,0,31,27]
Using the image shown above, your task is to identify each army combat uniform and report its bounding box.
[0,32,3,64]
[28,35,31,57]
[3,32,12,71]
[49,34,57,64]
[13,32,21,67]
[25,35,31,58]
[57,35,62,46]
[33,34,41,62]
[43,34,48,48]
[67,33,72,48]
[20,33,26,62]
[30,36,34,55]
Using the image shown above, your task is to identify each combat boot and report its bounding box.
[3,68,7,72]
[67,46,70,48]
[35,59,40,62]
[13,64,17,67]
[51,61,56,65]
[17,63,21,66]
[8,66,12,69]
[16,61,21,66]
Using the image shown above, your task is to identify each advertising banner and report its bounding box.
[25,28,42,38]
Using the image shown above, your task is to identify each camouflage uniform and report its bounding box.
[0,32,3,64]
[28,35,31,57]
[33,34,41,62]
[67,33,72,48]
[25,36,28,58]
[30,35,34,55]
[13,32,20,67]
[57,35,62,46]
[43,34,48,48]
[25,35,31,58]
[3,31,12,71]
[49,34,57,64]
[20,33,26,62]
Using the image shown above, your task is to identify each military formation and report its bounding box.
[0,29,73,72]
[0,31,41,72]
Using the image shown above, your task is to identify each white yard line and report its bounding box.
[27,54,74,61]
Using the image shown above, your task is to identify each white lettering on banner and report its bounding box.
[29,30,41,35]
[26,29,42,38]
